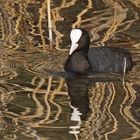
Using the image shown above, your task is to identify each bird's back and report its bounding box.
[88,47,132,73]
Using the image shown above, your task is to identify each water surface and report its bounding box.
[0,0,140,139]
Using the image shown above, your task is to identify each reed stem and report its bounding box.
[47,0,53,50]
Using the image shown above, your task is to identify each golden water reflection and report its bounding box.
[0,73,140,139]
[0,0,140,139]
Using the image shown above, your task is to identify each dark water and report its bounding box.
[0,0,140,139]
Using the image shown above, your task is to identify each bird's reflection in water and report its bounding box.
[66,75,90,135]
[65,73,127,138]
[66,76,90,119]
[65,73,121,120]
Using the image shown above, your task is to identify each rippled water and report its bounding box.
[0,0,140,140]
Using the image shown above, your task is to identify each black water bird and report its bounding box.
[64,28,133,74]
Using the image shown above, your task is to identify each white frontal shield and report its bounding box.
[69,29,82,55]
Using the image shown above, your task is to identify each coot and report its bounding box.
[64,28,133,74]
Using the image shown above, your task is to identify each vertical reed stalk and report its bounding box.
[47,0,53,50]
[122,57,126,85]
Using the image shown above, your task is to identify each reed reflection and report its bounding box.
[0,0,140,139]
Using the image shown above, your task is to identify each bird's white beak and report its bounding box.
[69,43,78,55]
